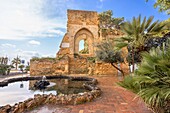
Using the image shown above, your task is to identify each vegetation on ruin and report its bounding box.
[87,57,96,63]
[31,57,56,62]
[98,10,124,37]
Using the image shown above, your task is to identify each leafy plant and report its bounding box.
[0,64,13,75]
[12,56,21,70]
[0,64,7,75]
[115,15,168,72]
[19,65,25,72]
[87,57,96,63]
[95,41,125,77]
[146,0,170,14]
[25,65,30,73]
[118,41,170,113]
[98,10,124,37]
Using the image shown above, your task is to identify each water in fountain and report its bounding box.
[34,76,50,90]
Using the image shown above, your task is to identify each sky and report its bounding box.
[0,0,169,63]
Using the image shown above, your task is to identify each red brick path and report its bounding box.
[26,76,153,113]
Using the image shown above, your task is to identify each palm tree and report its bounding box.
[12,56,21,70]
[115,15,167,72]
[118,41,170,113]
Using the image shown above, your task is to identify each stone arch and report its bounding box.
[74,28,94,55]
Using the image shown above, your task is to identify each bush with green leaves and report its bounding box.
[96,41,124,77]
[115,15,168,72]
[19,65,25,72]
[118,42,170,113]
[25,65,30,72]
[0,64,13,75]
[0,64,7,75]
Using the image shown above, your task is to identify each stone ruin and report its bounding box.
[30,9,129,76]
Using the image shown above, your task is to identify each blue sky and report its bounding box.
[0,0,169,62]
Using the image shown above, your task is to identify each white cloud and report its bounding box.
[42,54,55,58]
[28,40,41,45]
[0,0,69,40]
[48,29,65,36]
[1,43,16,48]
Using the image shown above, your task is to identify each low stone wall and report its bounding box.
[0,75,101,113]
[69,57,88,74]
[30,56,129,76]
[30,60,54,75]
[30,57,70,76]
[93,62,117,75]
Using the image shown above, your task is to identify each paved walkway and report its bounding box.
[26,76,153,113]
[0,73,29,82]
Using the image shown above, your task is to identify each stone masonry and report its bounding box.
[30,9,129,76]
[57,10,99,57]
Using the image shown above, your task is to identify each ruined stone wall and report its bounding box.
[30,57,129,76]
[30,60,54,76]
[67,10,98,25]
[31,9,129,76]
[69,57,88,74]
[52,56,70,75]
[30,56,69,76]
[93,62,118,75]
[57,10,99,57]
[67,10,99,56]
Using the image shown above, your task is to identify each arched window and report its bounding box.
[79,40,85,52]
[79,39,89,54]
[74,28,94,55]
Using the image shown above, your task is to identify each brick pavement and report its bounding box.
[26,76,153,113]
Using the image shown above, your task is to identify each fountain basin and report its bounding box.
[0,75,101,113]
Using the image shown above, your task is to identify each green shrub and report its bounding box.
[19,65,25,72]
[0,64,12,75]
[25,66,30,72]
[118,42,170,113]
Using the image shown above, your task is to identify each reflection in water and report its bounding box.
[0,79,88,106]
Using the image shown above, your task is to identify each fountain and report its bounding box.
[33,76,50,90]
[0,75,101,113]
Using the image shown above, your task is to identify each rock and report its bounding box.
[0,105,11,113]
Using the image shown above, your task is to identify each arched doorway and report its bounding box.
[74,28,94,56]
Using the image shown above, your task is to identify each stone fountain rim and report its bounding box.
[0,75,98,87]
[0,75,101,113]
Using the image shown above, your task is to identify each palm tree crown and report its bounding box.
[12,56,21,70]
[115,15,168,72]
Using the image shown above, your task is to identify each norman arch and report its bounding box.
[74,28,94,56]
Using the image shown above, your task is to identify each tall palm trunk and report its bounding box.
[132,47,135,72]
[15,63,18,70]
